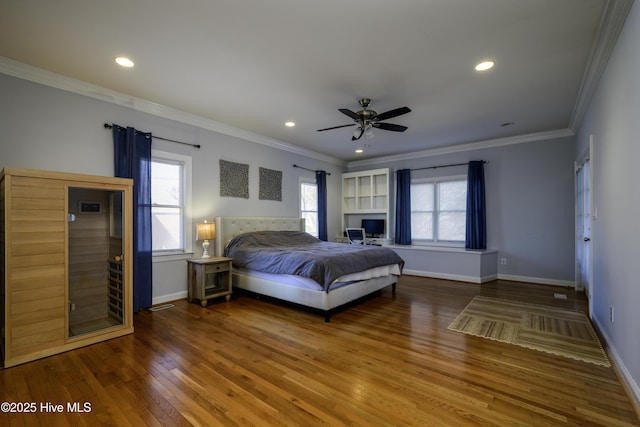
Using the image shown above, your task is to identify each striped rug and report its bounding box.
[448,296,610,366]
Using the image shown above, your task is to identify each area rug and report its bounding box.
[447,296,610,366]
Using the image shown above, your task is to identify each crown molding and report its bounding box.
[347,128,575,168]
[569,0,635,131]
[0,56,345,167]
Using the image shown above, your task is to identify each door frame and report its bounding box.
[575,136,594,316]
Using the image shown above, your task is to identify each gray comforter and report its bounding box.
[223,231,404,291]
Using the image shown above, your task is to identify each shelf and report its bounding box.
[341,168,392,241]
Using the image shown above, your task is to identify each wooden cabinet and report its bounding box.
[341,168,392,242]
[187,257,233,306]
[1,168,133,367]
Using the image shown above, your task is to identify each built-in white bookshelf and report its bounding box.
[341,168,392,242]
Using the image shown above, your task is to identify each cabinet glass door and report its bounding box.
[68,188,125,337]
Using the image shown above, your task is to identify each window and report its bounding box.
[300,179,318,237]
[410,176,466,243]
[151,151,192,254]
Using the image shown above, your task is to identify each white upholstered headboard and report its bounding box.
[214,216,305,256]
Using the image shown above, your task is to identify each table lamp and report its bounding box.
[196,221,216,258]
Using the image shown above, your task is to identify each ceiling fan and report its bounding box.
[317,98,411,141]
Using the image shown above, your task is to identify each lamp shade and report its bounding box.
[196,222,216,241]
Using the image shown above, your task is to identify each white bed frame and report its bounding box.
[214,216,398,321]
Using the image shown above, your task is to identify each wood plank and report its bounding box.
[11,241,65,256]
[11,306,65,327]
[9,274,64,291]
[11,318,66,355]
[10,209,65,222]
[11,296,66,315]
[10,185,64,200]
[69,284,107,298]
[69,239,110,252]
[12,317,65,342]
[11,264,64,281]
[11,284,64,303]
[5,169,131,188]
[11,221,65,233]
[11,253,65,268]
[10,231,64,245]
[10,198,65,210]
[68,272,107,287]
[68,254,110,265]
[10,175,65,189]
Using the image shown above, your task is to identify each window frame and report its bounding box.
[151,149,193,259]
[410,174,467,246]
[299,177,319,238]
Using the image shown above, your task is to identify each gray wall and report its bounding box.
[575,0,640,403]
[349,135,577,284]
[0,73,344,302]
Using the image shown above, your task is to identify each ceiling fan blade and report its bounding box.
[374,106,411,121]
[373,122,408,132]
[317,123,356,132]
[338,108,360,120]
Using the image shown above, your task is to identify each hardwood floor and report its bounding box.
[1,276,638,426]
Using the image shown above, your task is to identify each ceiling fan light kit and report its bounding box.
[318,98,411,141]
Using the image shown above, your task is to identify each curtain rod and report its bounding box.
[410,160,488,172]
[293,164,331,175]
[104,124,201,149]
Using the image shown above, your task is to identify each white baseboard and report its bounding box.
[498,274,575,288]
[403,269,497,284]
[152,290,188,306]
[592,315,640,412]
[403,270,574,287]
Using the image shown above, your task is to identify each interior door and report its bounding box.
[575,159,592,298]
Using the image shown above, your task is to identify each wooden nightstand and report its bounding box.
[187,257,233,306]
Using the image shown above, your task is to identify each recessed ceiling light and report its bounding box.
[115,57,135,68]
[285,121,295,127]
[355,149,364,154]
[475,60,495,71]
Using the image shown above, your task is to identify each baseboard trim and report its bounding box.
[152,291,188,306]
[403,270,574,287]
[592,315,640,417]
[498,274,575,288]
[403,269,497,284]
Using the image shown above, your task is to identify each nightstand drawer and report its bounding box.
[204,262,230,273]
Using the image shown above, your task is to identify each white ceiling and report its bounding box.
[0,0,624,162]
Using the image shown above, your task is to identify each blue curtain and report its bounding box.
[465,161,487,249]
[113,125,153,312]
[395,169,412,245]
[316,170,328,241]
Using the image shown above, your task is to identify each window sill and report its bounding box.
[152,252,193,263]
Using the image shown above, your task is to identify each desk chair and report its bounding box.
[345,228,367,244]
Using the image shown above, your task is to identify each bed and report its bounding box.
[214,216,404,321]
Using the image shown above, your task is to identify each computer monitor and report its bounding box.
[361,219,384,237]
